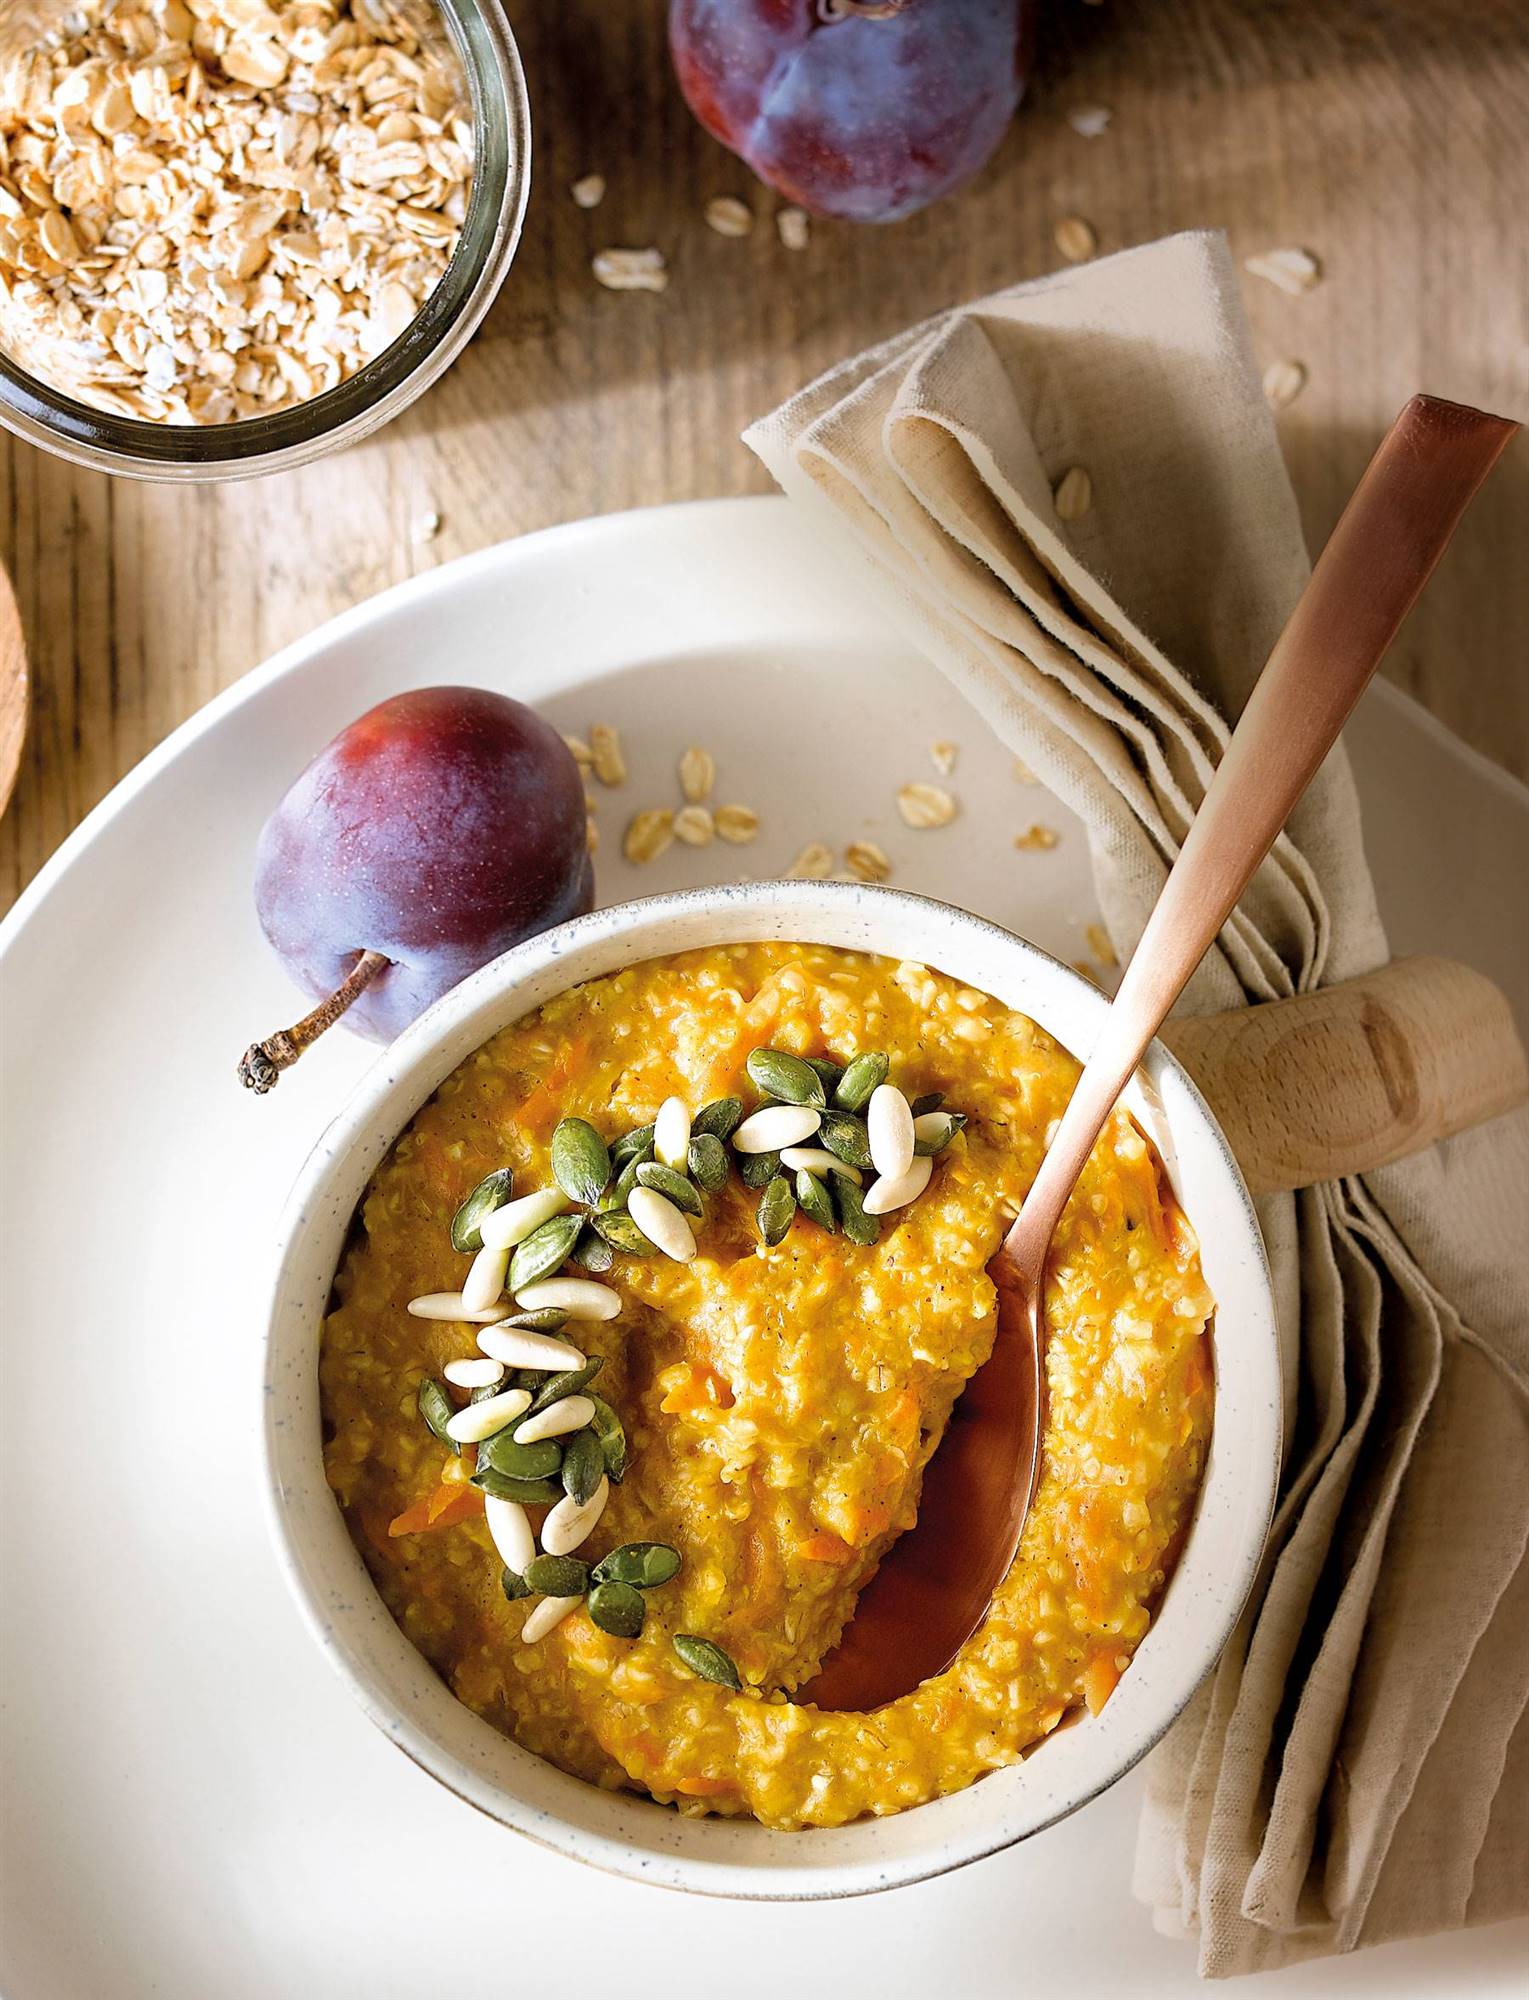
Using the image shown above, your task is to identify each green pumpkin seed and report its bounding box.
[450,1167,514,1253]
[524,1553,591,1597]
[909,1091,944,1118]
[686,1132,729,1193]
[561,1429,606,1505]
[593,1542,682,1589]
[794,1168,837,1233]
[588,1580,646,1638]
[835,1176,881,1248]
[610,1123,656,1171]
[805,1055,845,1095]
[550,1117,611,1206]
[471,1375,513,1404]
[635,1160,703,1216]
[476,1429,563,1480]
[499,1308,572,1334]
[913,1110,968,1157]
[673,1634,742,1690]
[758,1174,795,1247]
[692,1096,743,1142]
[599,1155,644,1214]
[571,1224,615,1274]
[738,1146,782,1190]
[593,1208,657,1255]
[587,1395,627,1483]
[746,1048,826,1107]
[507,1211,583,1292]
[834,1051,889,1112]
[818,1110,874,1170]
[416,1376,459,1453]
[528,1355,606,1414]
[471,1467,562,1506]
[500,1565,532,1601]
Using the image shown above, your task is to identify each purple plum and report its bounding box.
[252,686,593,1048]
[669,0,1032,224]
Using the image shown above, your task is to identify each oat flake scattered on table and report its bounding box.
[0,0,473,424]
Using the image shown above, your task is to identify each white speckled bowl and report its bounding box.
[262,882,1280,1898]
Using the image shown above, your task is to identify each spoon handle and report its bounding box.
[1002,395,1517,1273]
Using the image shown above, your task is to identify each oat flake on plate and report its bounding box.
[0,0,472,423]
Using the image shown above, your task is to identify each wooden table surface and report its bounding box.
[2,0,1526,915]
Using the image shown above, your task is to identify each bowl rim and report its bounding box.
[261,880,1281,1898]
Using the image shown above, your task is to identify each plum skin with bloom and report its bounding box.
[254,686,593,1042]
[669,0,1031,224]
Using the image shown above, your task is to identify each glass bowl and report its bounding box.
[0,0,529,481]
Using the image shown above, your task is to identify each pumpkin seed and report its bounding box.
[508,1212,583,1292]
[909,1091,944,1118]
[795,1168,837,1233]
[498,1308,573,1334]
[835,1176,881,1247]
[476,1430,563,1481]
[471,1467,562,1506]
[693,1096,743,1141]
[551,1117,611,1206]
[599,1155,644,1213]
[592,1541,682,1589]
[635,1160,703,1215]
[758,1174,795,1246]
[610,1123,656,1172]
[747,1048,826,1107]
[416,1376,459,1453]
[738,1146,782,1190]
[528,1355,606,1414]
[804,1055,845,1095]
[524,1553,591,1597]
[687,1132,729,1193]
[450,1167,514,1253]
[593,1208,657,1255]
[588,1579,646,1638]
[561,1429,606,1505]
[500,1566,532,1601]
[913,1110,967,1156]
[471,1375,516,1404]
[673,1634,742,1689]
[818,1110,873,1170]
[571,1224,615,1275]
[834,1051,888,1112]
[587,1395,628,1482]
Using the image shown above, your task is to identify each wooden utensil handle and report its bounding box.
[1160,957,1528,1195]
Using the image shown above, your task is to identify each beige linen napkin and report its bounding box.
[744,230,1529,1976]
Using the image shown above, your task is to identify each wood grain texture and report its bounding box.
[2,0,1526,914]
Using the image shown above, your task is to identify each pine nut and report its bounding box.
[476,1326,586,1370]
[780,1145,862,1185]
[461,1242,509,1313]
[512,1277,622,1321]
[521,1594,582,1642]
[628,1185,697,1262]
[541,1477,610,1557]
[485,1496,535,1574]
[443,1357,504,1389]
[513,1394,597,1444]
[444,1386,531,1443]
[867,1084,915,1180]
[654,1095,692,1169]
[862,1155,934,1215]
[478,1186,572,1252]
[407,1292,512,1323]
[732,1104,822,1153]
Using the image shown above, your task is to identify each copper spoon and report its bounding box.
[803,394,1518,1712]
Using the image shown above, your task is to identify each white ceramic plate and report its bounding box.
[2,498,1525,1997]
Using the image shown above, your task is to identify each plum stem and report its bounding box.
[238,950,390,1094]
[817,0,909,19]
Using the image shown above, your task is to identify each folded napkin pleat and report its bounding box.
[745,229,1529,1975]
